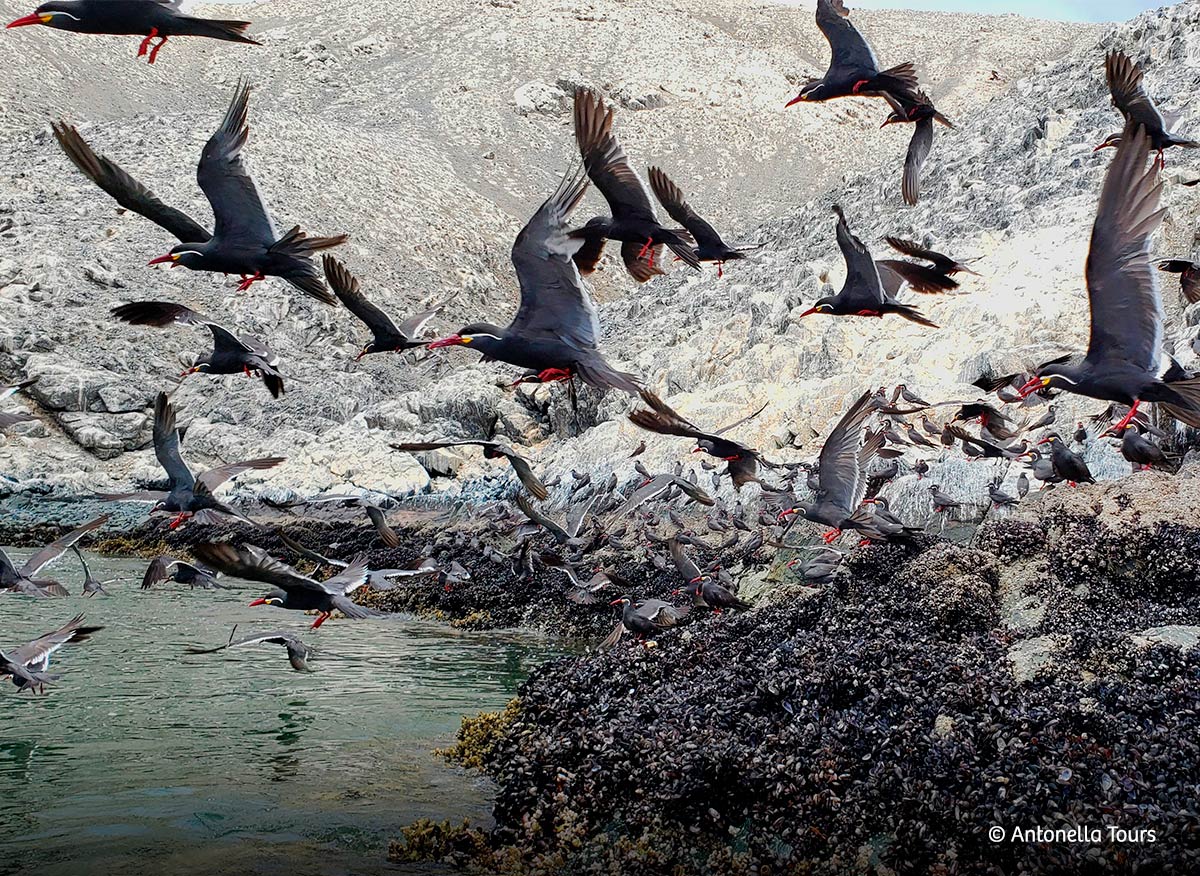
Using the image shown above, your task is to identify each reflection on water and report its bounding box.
[0,550,567,876]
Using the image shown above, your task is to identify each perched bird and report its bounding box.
[1039,434,1095,486]
[1021,448,1063,489]
[1111,424,1177,472]
[194,542,380,630]
[929,484,961,513]
[892,384,931,406]
[97,393,283,528]
[629,392,768,490]
[1097,51,1197,167]
[669,538,751,612]
[1019,125,1200,430]
[140,555,222,590]
[647,168,762,277]
[7,0,258,64]
[0,516,108,597]
[391,440,547,500]
[1016,472,1030,498]
[71,546,113,596]
[600,596,691,649]
[54,82,346,304]
[1157,259,1200,304]
[786,0,917,105]
[323,256,447,360]
[801,207,937,327]
[426,157,640,395]
[988,482,1019,508]
[778,391,886,542]
[880,91,953,206]
[112,301,284,397]
[569,89,700,279]
[186,625,314,672]
[0,614,102,694]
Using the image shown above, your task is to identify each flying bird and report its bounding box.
[610,473,715,519]
[53,82,346,304]
[1157,259,1200,304]
[322,256,448,360]
[877,235,977,295]
[7,0,259,64]
[669,538,751,612]
[390,439,548,500]
[140,555,223,589]
[568,88,700,279]
[1018,125,1200,431]
[270,495,401,548]
[786,0,918,105]
[600,596,691,649]
[186,625,314,672]
[1097,51,1197,166]
[647,167,763,277]
[0,515,108,597]
[801,207,937,327]
[97,393,283,528]
[193,542,380,629]
[112,301,284,397]
[71,546,114,596]
[880,91,953,206]
[426,157,640,395]
[1,613,102,694]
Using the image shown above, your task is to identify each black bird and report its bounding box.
[988,482,1019,508]
[801,207,937,327]
[786,0,918,105]
[0,516,108,597]
[778,391,886,542]
[669,538,751,612]
[1016,472,1030,498]
[629,392,768,490]
[1020,448,1062,489]
[1157,259,1200,304]
[97,393,283,528]
[929,484,960,513]
[0,614,102,694]
[186,625,314,672]
[1110,424,1176,472]
[391,440,548,500]
[1039,434,1095,486]
[426,157,640,395]
[54,82,346,304]
[112,301,284,397]
[568,88,700,279]
[610,473,715,519]
[71,546,113,596]
[140,555,222,590]
[7,0,259,64]
[514,495,594,547]
[194,542,379,630]
[647,167,762,277]
[540,554,627,605]
[323,256,447,360]
[877,234,977,295]
[600,596,691,649]
[880,90,953,206]
[1018,125,1200,430]
[1096,51,1197,167]
[272,495,400,548]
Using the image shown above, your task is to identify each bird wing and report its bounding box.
[668,537,704,582]
[507,160,599,350]
[396,301,450,340]
[565,495,597,539]
[1106,51,1168,132]
[52,122,211,244]
[321,556,371,596]
[0,412,33,430]
[816,0,879,79]
[514,495,571,543]
[322,256,404,339]
[153,392,195,491]
[111,300,211,328]
[276,530,348,569]
[816,391,875,514]
[495,448,550,501]
[902,117,933,207]
[884,236,954,273]
[610,475,672,519]
[647,167,723,251]
[714,401,769,437]
[573,88,657,224]
[627,390,708,442]
[833,207,886,306]
[197,456,284,491]
[7,614,102,669]
[20,515,109,578]
[206,322,255,357]
[186,630,304,654]
[363,505,400,548]
[196,81,277,246]
[192,542,316,591]
[1084,124,1165,374]
[638,599,691,628]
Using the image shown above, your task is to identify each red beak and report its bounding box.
[785,93,807,108]
[798,307,820,319]
[7,13,45,28]
[248,598,267,607]
[426,334,463,350]
[609,597,624,606]
[147,254,176,266]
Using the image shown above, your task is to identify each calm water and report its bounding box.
[0,550,566,876]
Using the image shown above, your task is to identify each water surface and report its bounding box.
[0,550,564,876]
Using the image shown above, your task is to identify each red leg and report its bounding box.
[310,612,331,630]
[1112,401,1141,433]
[717,261,725,279]
[235,271,265,292]
[822,528,841,544]
[851,79,870,94]
[147,35,168,65]
[537,367,573,383]
[137,27,158,58]
[167,512,192,530]
[636,238,653,259]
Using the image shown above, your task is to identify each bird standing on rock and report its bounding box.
[7,0,259,65]
[786,0,918,105]
[54,82,346,304]
[929,484,961,514]
[1110,424,1177,472]
[1038,434,1095,486]
[669,538,751,612]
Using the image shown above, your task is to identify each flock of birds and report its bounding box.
[3,0,1200,690]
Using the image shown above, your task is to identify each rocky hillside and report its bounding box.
[3,0,1187,525]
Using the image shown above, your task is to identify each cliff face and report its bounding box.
[1,0,1192,528]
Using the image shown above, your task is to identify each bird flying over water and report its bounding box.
[186,625,314,672]
[0,613,102,694]
[7,0,259,65]
[53,82,346,303]
[0,515,108,597]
